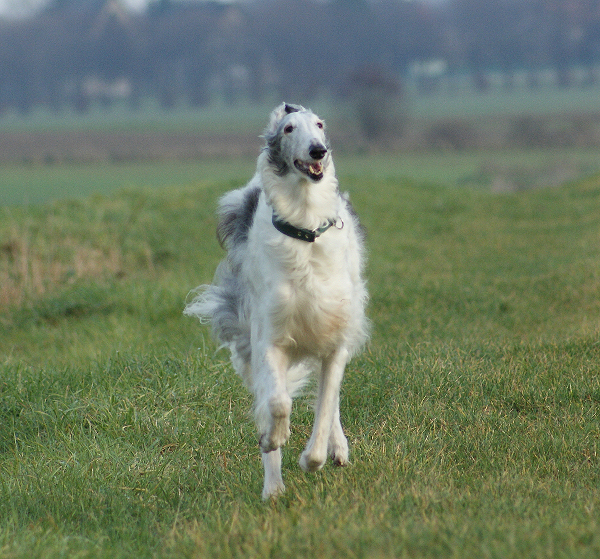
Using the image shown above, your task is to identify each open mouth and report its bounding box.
[294,159,324,181]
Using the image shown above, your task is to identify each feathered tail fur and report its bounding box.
[184,185,261,386]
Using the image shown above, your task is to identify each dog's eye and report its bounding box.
[284,125,294,134]
[316,121,323,129]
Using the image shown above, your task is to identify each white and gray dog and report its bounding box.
[185,103,369,499]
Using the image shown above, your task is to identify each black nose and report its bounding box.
[309,144,327,160]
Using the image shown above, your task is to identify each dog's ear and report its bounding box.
[264,102,305,135]
[284,103,302,114]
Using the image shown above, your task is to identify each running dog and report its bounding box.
[185,103,369,499]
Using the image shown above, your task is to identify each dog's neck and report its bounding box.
[259,152,340,230]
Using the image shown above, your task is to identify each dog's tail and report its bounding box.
[185,184,261,381]
[184,261,242,345]
[184,261,251,378]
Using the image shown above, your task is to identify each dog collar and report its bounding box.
[272,213,342,242]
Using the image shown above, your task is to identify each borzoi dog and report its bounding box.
[185,103,369,499]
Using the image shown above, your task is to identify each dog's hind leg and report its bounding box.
[254,346,292,454]
[299,347,349,472]
[262,448,285,500]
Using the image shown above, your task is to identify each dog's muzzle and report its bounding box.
[294,143,327,181]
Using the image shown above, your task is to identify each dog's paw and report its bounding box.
[260,432,288,453]
[262,478,286,500]
[299,448,327,472]
[330,447,349,467]
[259,394,292,452]
[259,420,291,452]
[328,436,349,467]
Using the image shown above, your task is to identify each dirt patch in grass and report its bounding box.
[4,111,600,165]
[0,130,258,164]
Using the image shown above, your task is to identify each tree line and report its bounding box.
[0,0,599,114]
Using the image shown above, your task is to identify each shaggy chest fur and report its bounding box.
[269,252,353,354]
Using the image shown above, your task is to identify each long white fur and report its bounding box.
[185,103,369,499]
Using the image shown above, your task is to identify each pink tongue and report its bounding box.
[310,162,322,174]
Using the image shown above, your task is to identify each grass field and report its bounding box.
[3,147,600,206]
[1,159,600,558]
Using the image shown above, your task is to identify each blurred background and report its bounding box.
[1,0,600,198]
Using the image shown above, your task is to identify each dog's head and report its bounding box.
[263,103,331,182]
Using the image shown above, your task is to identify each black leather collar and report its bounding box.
[272,213,340,242]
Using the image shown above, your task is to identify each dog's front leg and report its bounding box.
[254,345,292,453]
[254,345,291,499]
[262,448,285,500]
[299,347,349,472]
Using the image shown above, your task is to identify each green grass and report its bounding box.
[0,159,257,206]
[409,83,600,120]
[1,164,600,557]
[4,147,600,206]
